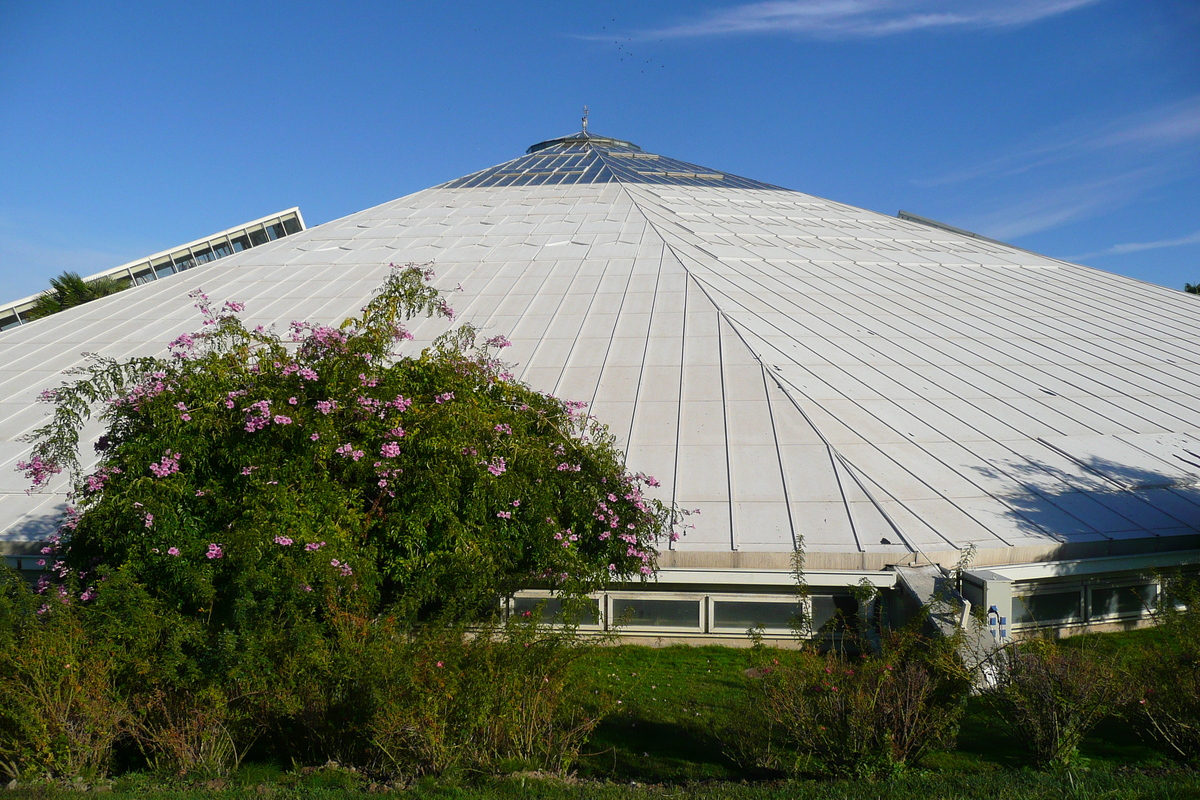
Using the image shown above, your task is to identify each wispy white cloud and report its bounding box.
[1070,229,1200,262]
[634,0,1103,40]
[918,95,1200,187]
[963,166,1164,240]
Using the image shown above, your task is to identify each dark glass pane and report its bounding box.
[155,263,177,278]
[267,223,284,240]
[512,597,600,625]
[611,598,699,628]
[713,600,803,631]
[283,217,302,235]
[249,229,269,246]
[1091,585,1156,618]
[231,236,250,252]
[212,242,233,258]
[1014,591,1082,625]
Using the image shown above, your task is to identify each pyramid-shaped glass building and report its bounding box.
[4,131,1200,637]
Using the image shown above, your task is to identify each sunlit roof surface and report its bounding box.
[3,132,1200,572]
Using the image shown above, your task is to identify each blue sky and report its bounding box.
[1,0,1197,302]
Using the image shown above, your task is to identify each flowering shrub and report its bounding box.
[22,263,680,621]
[4,262,683,779]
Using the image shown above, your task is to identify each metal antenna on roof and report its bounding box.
[581,105,589,134]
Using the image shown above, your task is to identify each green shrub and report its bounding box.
[367,613,610,778]
[730,629,969,779]
[982,637,1132,768]
[0,575,129,780]
[1131,577,1200,761]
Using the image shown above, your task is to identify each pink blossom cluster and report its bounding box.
[330,558,353,577]
[305,541,326,552]
[169,332,197,358]
[274,535,294,545]
[114,371,172,410]
[336,443,365,461]
[206,543,223,559]
[486,456,506,476]
[84,465,122,494]
[149,451,182,478]
[485,335,512,349]
[435,392,455,404]
[380,442,401,458]
[494,423,512,435]
[17,454,61,492]
[315,399,338,415]
[291,321,349,356]
[244,399,272,432]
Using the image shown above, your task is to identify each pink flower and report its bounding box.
[143,513,154,528]
[435,392,455,404]
[288,397,298,405]
[487,457,506,476]
[305,541,326,552]
[167,547,180,556]
[380,442,401,458]
[273,415,292,425]
[206,543,223,559]
[274,536,293,546]
[436,661,444,668]
[496,511,512,519]
[310,433,320,441]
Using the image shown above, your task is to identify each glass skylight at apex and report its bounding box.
[441,132,783,190]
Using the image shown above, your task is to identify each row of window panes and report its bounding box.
[129,218,300,286]
[1012,582,1158,627]
[509,592,853,635]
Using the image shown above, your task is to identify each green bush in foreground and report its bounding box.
[729,625,971,780]
[1133,576,1200,761]
[982,636,1133,769]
